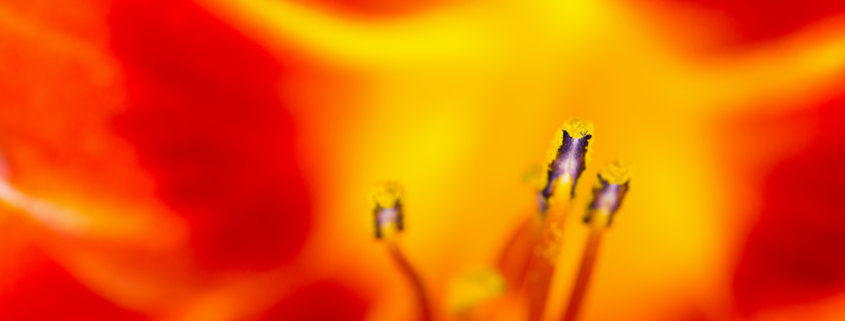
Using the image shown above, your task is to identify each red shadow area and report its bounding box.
[658,0,845,47]
[733,95,845,315]
[254,281,368,321]
[109,0,311,271]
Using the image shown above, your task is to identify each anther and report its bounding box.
[524,119,593,321]
[583,161,630,228]
[538,119,594,214]
[370,182,432,321]
[562,162,631,321]
[371,181,404,239]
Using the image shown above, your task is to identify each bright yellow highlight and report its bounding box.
[371,181,404,209]
[548,175,573,207]
[447,268,506,314]
[598,161,631,185]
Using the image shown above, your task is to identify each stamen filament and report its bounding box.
[383,227,433,321]
[372,182,432,321]
[562,161,630,321]
[561,215,606,321]
[497,215,541,290]
[524,176,572,321]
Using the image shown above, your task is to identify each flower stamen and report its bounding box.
[538,119,594,214]
[561,162,630,321]
[524,119,593,321]
[371,182,432,321]
[372,181,404,240]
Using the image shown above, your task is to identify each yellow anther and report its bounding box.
[560,118,594,140]
[544,118,594,185]
[371,181,404,209]
[585,162,631,227]
[598,161,631,185]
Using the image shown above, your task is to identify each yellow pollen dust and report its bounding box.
[598,161,631,185]
[447,268,506,314]
[538,222,566,264]
[560,118,594,140]
[371,181,404,209]
[545,119,594,166]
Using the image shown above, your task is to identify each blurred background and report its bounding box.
[0,0,844,320]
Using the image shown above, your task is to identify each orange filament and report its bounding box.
[385,235,433,321]
[497,215,542,291]
[561,219,606,321]
[523,176,572,321]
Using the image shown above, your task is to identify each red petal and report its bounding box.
[109,0,312,270]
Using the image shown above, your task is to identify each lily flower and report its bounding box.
[1,0,845,321]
